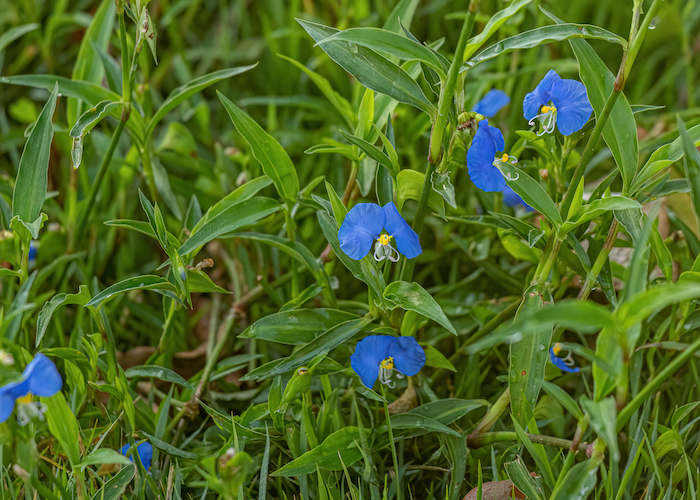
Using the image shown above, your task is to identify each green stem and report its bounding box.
[467,431,587,452]
[624,0,663,81]
[400,161,436,282]
[75,119,127,244]
[118,12,130,103]
[19,240,29,286]
[617,334,700,431]
[559,90,621,219]
[284,208,299,297]
[578,219,619,300]
[380,384,401,500]
[140,142,158,200]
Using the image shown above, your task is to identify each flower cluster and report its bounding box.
[0,353,62,426]
[467,74,591,209]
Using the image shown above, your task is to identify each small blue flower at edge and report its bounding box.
[523,69,593,136]
[351,335,426,388]
[472,89,510,118]
[466,120,519,193]
[550,344,580,373]
[502,186,534,212]
[120,441,153,471]
[338,202,421,262]
[0,353,62,425]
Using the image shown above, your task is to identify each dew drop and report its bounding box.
[510,370,518,382]
[348,42,359,54]
[139,283,144,287]
[648,17,657,29]
[539,344,545,351]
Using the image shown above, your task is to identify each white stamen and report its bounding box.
[373,240,400,263]
[528,107,557,135]
[15,401,47,427]
[492,157,520,181]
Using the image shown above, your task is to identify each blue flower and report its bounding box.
[466,120,519,192]
[523,69,593,136]
[502,186,533,212]
[120,441,153,471]
[338,202,421,262]
[351,335,426,388]
[28,241,37,264]
[472,89,510,118]
[549,343,579,373]
[0,353,62,425]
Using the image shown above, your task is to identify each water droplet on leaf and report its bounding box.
[348,42,359,54]
[648,17,657,29]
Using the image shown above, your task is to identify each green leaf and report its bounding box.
[146,65,257,137]
[79,449,132,469]
[388,414,460,436]
[552,458,599,499]
[422,343,456,371]
[580,396,620,462]
[90,464,135,500]
[298,19,436,117]
[272,427,367,476]
[240,309,360,344]
[86,275,178,308]
[36,286,91,347]
[384,281,456,334]
[177,197,282,256]
[631,124,700,195]
[218,92,299,203]
[396,170,445,217]
[463,0,532,60]
[325,181,347,227]
[0,23,39,53]
[560,196,641,234]
[618,283,700,329]
[500,164,561,225]
[547,9,638,192]
[141,432,198,460]
[541,380,583,420]
[464,23,627,70]
[186,269,230,294]
[1,74,145,142]
[504,457,544,500]
[241,316,374,381]
[678,116,700,232]
[315,27,446,77]
[69,100,124,139]
[509,284,552,427]
[12,84,58,224]
[42,392,81,466]
[405,399,487,427]
[340,130,397,177]
[124,365,194,390]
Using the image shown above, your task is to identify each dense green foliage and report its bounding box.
[1,0,700,499]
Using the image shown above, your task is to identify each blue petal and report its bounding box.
[25,354,62,397]
[28,241,37,262]
[0,386,16,423]
[551,79,593,136]
[382,202,421,259]
[351,336,394,388]
[523,69,562,120]
[390,336,426,377]
[502,186,534,211]
[338,203,385,260]
[120,442,153,470]
[467,120,506,192]
[472,89,510,118]
[549,348,580,373]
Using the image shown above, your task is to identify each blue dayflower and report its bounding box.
[472,89,510,118]
[549,343,580,373]
[338,202,421,262]
[466,120,519,193]
[0,353,62,425]
[120,441,153,471]
[28,241,37,264]
[523,69,593,136]
[351,335,426,388]
[502,186,534,212]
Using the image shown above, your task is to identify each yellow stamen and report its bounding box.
[16,393,33,404]
[552,343,562,356]
[541,105,551,113]
[500,153,509,163]
[378,234,392,246]
[380,357,394,370]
